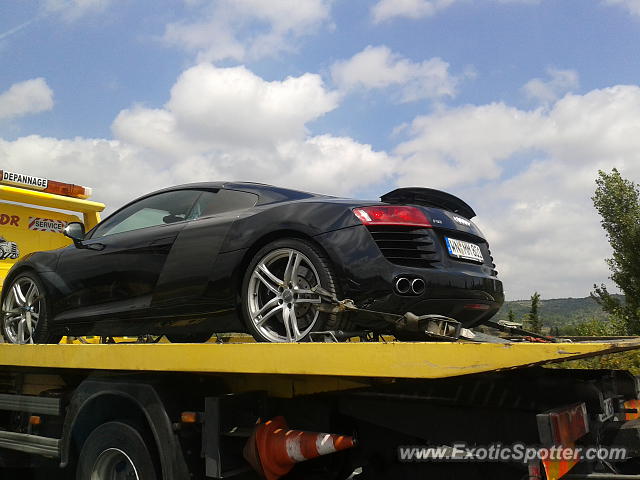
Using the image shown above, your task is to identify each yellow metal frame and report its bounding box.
[2,339,640,380]
[0,185,105,229]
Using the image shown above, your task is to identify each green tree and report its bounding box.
[526,292,542,333]
[507,309,515,323]
[591,168,640,334]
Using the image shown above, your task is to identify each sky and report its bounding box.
[1,0,640,301]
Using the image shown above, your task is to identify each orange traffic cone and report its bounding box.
[243,416,356,480]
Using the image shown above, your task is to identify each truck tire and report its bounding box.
[241,237,352,342]
[1,272,61,344]
[76,421,159,480]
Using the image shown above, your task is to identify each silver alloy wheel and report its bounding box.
[2,277,42,344]
[248,248,324,342]
[91,448,140,480]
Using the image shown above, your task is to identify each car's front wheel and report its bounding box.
[1,272,60,344]
[241,238,350,343]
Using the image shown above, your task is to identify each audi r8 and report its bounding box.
[1,183,504,344]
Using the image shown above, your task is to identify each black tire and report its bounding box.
[241,238,352,342]
[165,332,212,343]
[1,271,61,344]
[76,421,159,480]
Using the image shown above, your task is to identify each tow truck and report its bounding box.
[2,171,640,480]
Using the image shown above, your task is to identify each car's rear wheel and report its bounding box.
[241,238,351,343]
[1,272,60,344]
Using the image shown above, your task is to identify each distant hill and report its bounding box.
[494,295,623,329]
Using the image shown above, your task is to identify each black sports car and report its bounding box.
[1,182,503,344]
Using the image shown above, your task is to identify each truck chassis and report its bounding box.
[1,340,640,480]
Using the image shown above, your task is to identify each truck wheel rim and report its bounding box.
[2,278,41,344]
[91,448,140,480]
[248,248,323,342]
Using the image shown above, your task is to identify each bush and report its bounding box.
[574,317,628,336]
[550,350,640,374]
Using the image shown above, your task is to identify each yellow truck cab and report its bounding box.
[0,170,104,291]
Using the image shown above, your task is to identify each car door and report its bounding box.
[54,189,203,323]
[150,188,259,310]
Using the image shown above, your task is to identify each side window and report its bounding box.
[91,190,202,238]
[187,189,258,219]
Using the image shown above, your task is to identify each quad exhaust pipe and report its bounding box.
[411,278,425,295]
[395,277,411,294]
[395,276,425,295]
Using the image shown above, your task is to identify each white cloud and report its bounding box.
[522,68,579,104]
[165,65,338,146]
[395,103,546,187]
[331,45,460,102]
[0,78,54,121]
[114,64,339,151]
[394,85,640,299]
[276,135,394,195]
[371,0,540,23]
[163,0,332,62]
[112,63,391,197]
[0,136,161,210]
[0,64,393,215]
[604,0,640,16]
[372,0,455,23]
[43,0,112,21]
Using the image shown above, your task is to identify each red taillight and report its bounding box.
[353,206,432,228]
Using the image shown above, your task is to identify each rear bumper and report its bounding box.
[316,226,504,329]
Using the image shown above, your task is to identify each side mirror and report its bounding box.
[63,222,86,248]
[162,214,184,224]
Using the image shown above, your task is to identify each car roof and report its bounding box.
[143,182,323,205]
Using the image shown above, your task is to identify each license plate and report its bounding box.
[445,237,484,263]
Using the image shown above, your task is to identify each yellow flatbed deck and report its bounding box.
[2,339,640,380]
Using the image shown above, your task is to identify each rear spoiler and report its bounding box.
[381,188,476,219]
